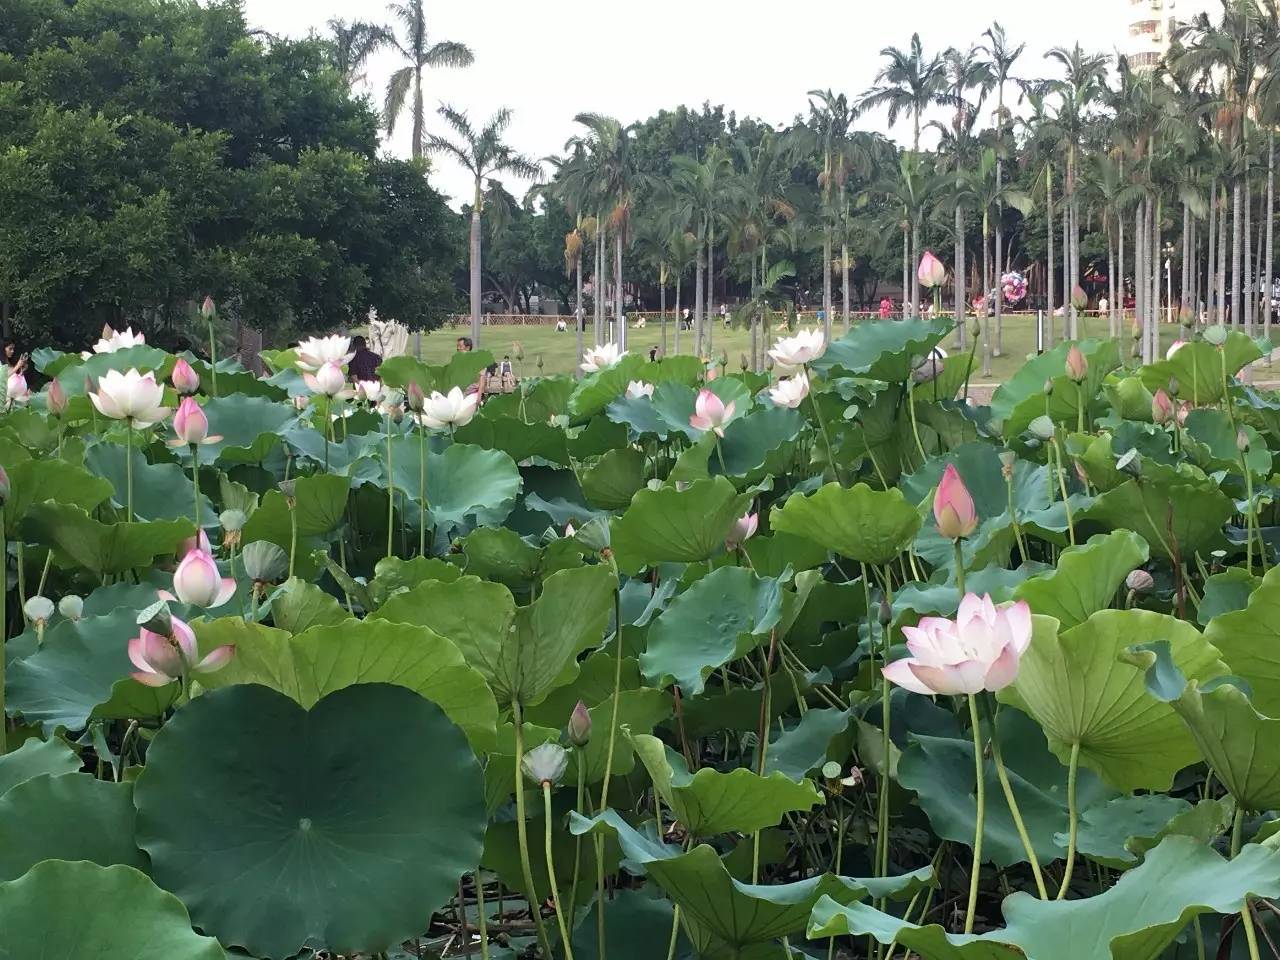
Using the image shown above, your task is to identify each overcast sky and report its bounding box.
[242,0,1210,207]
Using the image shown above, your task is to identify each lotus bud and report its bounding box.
[933,464,978,540]
[521,742,569,786]
[567,700,592,747]
[1177,401,1191,426]
[171,397,211,445]
[1204,324,1228,346]
[877,598,893,626]
[242,540,288,585]
[172,359,200,396]
[1178,305,1195,329]
[1042,379,1054,397]
[917,250,947,289]
[1070,285,1087,311]
[1125,569,1155,593]
[136,599,173,637]
[740,353,749,372]
[1131,322,1142,342]
[23,595,54,625]
[200,295,216,321]
[46,379,67,417]
[536,355,545,371]
[0,464,9,505]
[512,340,525,362]
[57,595,83,621]
[1065,345,1088,383]
[406,381,426,413]
[1028,415,1056,441]
[968,318,981,337]
[839,767,864,788]
[1237,428,1250,453]
[1167,377,1180,398]
[725,512,758,551]
[1151,388,1174,425]
[564,522,576,538]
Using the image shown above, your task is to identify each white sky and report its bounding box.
[243,0,1196,207]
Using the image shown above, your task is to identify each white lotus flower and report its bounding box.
[6,372,30,406]
[89,369,170,428]
[419,386,479,430]
[581,343,627,373]
[92,325,146,354]
[625,380,654,400]
[302,361,349,398]
[768,328,826,368]
[767,374,809,409]
[354,380,384,404]
[295,335,354,372]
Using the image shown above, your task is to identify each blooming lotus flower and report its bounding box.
[6,372,29,406]
[767,374,809,409]
[92,325,147,354]
[568,700,592,747]
[160,547,236,609]
[90,369,170,428]
[1152,388,1174,425]
[171,359,200,396]
[354,380,384,404]
[420,386,479,430]
[933,463,978,540]
[689,389,735,437]
[168,397,221,447]
[1065,345,1088,383]
[625,380,654,400]
[522,742,569,786]
[46,379,67,417]
[581,343,626,373]
[917,250,947,289]
[768,328,826,368]
[1166,340,1186,360]
[726,512,758,551]
[295,334,354,372]
[302,361,348,398]
[883,594,1032,696]
[128,616,234,687]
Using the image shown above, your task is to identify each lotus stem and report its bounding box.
[963,693,986,934]
[191,443,201,531]
[475,869,491,960]
[207,322,218,397]
[752,630,778,883]
[878,566,895,885]
[953,540,967,594]
[288,505,297,581]
[594,564,624,960]
[907,379,927,463]
[418,424,428,556]
[543,782,576,960]
[988,706,1048,899]
[805,369,841,483]
[664,906,682,960]
[568,756,586,920]
[1056,740,1082,900]
[385,413,395,560]
[1049,438,1076,546]
[1232,806,1263,960]
[511,701,553,958]
[125,421,135,523]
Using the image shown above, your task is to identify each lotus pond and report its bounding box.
[1,318,1280,960]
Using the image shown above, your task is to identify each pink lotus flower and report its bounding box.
[46,379,67,417]
[303,361,348,398]
[200,296,216,320]
[168,397,221,447]
[129,616,233,687]
[917,250,947,289]
[160,548,236,609]
[1166,340,1186,360]
[178,530,213,559]
[171,358,200,395]
[690,389,735,437]
[6,372,29,406]
[1070,285,1088,311]
[406,381,426,412]
[1152,388,1174,425]
[1065,345,1088,383]
[568,700,592,746]
[726,512,758,550]
[933,463,978,540]
[883,594,1032,695]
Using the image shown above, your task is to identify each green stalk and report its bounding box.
[0,506,6,753]
[907,378,927,463]
[954,540,967,594]
[878,566,895,883]
[1049,438,1076,546]
[988,706,1048,899]
[475,869,491,960]
[207,321,218,397]
[806,372,841,483]
[594,565,625,960]
[568,757,586,920]
[512,701,553,958]
[287,505,297,581]
[418,424,428,556]
[963,694,986,934]
[544,783,576,960]
[191,444,201,531]
[385,414,395,560]
[664,906,682,960]
[1056,740,1082,900]
[1232,806,1263,960]
[125,422,135,523]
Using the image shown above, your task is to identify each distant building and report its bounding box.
[1124,0,1213,70]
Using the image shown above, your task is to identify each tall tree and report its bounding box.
[426,106,539,345]
[980,23,1023,355]
[383,0,474,158]
[325,18,392,87]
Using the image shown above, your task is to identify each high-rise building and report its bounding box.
[1124,0,1214,69]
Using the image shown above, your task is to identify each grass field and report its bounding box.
[407,313,1200,383]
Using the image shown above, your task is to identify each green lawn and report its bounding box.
[407,314,1206,383]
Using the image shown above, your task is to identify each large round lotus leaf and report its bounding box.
[1204,564,1280,715]
[20,501,193,575]
[582,447,647,509]
[242,473,351,550]
[135,683,485,959]
[171,394,296,464]
[1137,330,1263,403]
[811,316,950,383]
[84,443,216,523]
[1001,611,1226,792]
[454,414,572,466]
[0,860,223,959]
[0,773,147,880]
[1013,530,1149,630]
[771,482,921,566]
[611,477,755,574]
[418,443,522,527]
[1082,477,1231,561]
[0,737,81,796]
[2,458,113,537]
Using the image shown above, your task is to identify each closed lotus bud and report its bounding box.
[567,700,592,747]
[1167,377,1180,398]
[0,464,9,505]
[242,540,288,585]
[171,358,200,396]
[23,595,54,625]
[1177,401,1191,426]
[968,319,981,337]
[1070,285,1088,311]
[1237,428,1250,453]
[917,250,947,289]
[1204,324,1228,346]
[1029,415,1056,441]
[1065,345,1088,383]
[57,595,83,621]
[1178,305,1195,329]
[46,379,67,417]
[1126,569,1155,593]
[877,598,892,626]
[740,353,749,372]
[406,381,426,413]
[1131,322,1142,342]
[521,742,569,786]
[200,295,216,321]
[1151,389,1174,425]
[933,464,978,540]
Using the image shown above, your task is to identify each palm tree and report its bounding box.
[425,106,540,346]
[861,34,945,314]
[979,23,1023,355]
[805,90,857,337]
[326,19,392,88]
[382,1,474,159]
[669,148,736,357]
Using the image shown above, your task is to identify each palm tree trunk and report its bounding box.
[469,204,482,347]
[1152,196,1161,358]
[1071,194,1082,340]
[911,214,922,320]
[575,254,584,377]
[981,212,992,377]
[823,227,833,338]
[954,202,966,349]
[706,230,715,356]
[1207,181,1218,323]
[1046,165,1056,349]
[694,227,705,357]
[1136,199,1146,363]
[1181,201,1191,316]
[615,232,625,349]
[841,240,851,333]
[1267,133,1274,355]
[1232,179,1244,327]
[994,211,1004,355]
[1117,206,1125,335]
[1245,166,1254,336]
[1062,195,1070,342]
[1218,183,1228,326]
[1107,224,1116,339]
[594,223,603,345]
[411,68,424,159]
[674,273,682,356]
[660,267,667,355]
[901,226,909,320]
